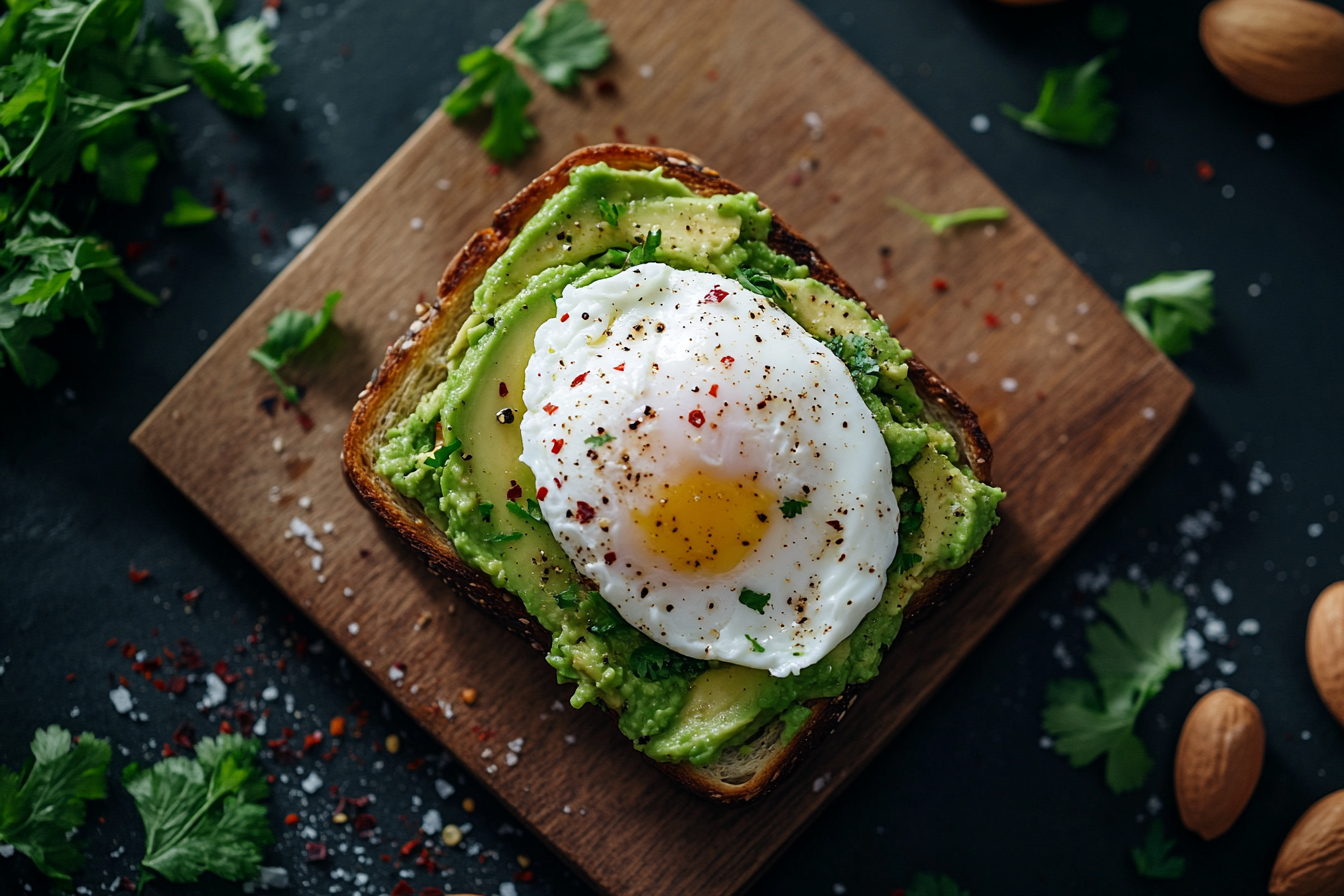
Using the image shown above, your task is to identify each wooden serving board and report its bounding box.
[132,2,1192,893]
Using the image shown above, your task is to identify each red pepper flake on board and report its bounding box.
[471,725,495,741]
[613,363,625,371]
[214,660,240,685]
[595,78,617,97]
[604,551,617,565]
[330,716,346,737]
[575,502,596,524]
[487,163,502,177]
[536,486,548,501]
[65,673,76,682]
[161,744,175,758]
[543,402,558,415]
[167,676,186,694]
[153,679,167,692]
[172,721,197,749]
[613,124,627,141]
[399,839,419,857]
[128,565,151,583]
[285,813,300,826]
[570,372,587,387]
[1196,160,1215,181]
[421,884,445,895]
[303,731,323,751]
[259,226,273,246]
[994,280,1005,290]
[984,312,1001,328]
[706,68,719,81]
[551,439,564,454]
[121,642,137,659]
[688,409,706,428]
[932,277,949,291]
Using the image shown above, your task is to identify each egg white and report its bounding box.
[519,263,899,677]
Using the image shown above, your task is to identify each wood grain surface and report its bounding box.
[131,2,1193,893]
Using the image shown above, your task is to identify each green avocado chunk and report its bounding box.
[376,163,1005,767]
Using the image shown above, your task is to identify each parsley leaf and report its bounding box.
[421,438,462,468]
[629,642,708,681]
[584,432,614,447]
[0,725,110,889]
[511,0,610,90]
[887,197,1009,235]
[1001,52,1119,147]
[483,531,524,544]
[247,290,343,404]
[123,733,272,887]
[477,501,493,522]
[596,197,622,227]
[744,633,765,653]
[1123,270,1215,356]
[1042,581,1186,793]
[162,187,217,227]
[779,497,810,518]
[167,0,278,117]
[738,588,770,613]
[585,593,625,634]
[555,583,581,609]
[625,228,661,266]
[443,47,538,162]
[734,265,784,301]
[506,498,544,523]
[1132,818,1185,879]
[893,552,922,575]
[906,872,970,896]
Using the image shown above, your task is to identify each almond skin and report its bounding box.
[1270,790,1344,895]
[1174,688,1264,840]
[1307,582,1344,728]
[1200,0,1344,105]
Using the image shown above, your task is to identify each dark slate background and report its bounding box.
[2,1,1343,894]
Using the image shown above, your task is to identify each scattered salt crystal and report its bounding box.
[1147,795,1162,815]
[481,748,493,759]
[254,717,267,737]
[1024,294,1038,306]
[1222,184,1235,199]
[343,587,354,597]
[300,825,317,839]
[311,555,322,571]
[983,224,997,237]
[812,772,832,793]
[500,883,518,896]
[970,113,990,133]
[287,224,317,250]
[1181,630,1209,670]
[298,496,312,510]
[507,737,524,753]
[505,752,518,767]
[1212,579,1233,605]
[272,436,283,453]
[1038,735,1053,749]
[833,885,847,895]
[1257,133,1274,150]
[388,664,405,682]
[198,673,228,709]
[1000,377,1018,393]
[1052,641,1074,669]
[1065,332,1080,346]
[551,700,566,712]
[1302,730,1312,741]
[802,111,824,139]
[1142,407,1156,420]
[1309,523,1324,538]
[410,217,424,231]
[1248,283,1262,297]
[69,706,80,718]
[486,764,498,775]
[421,808,443,834]
[110,687,133,714]
[1216,659,1238,676]
[435,778,455,800]
[260,6,278,27]
[1194,677,1213,694]
[639,64,654,79]
[347,622,359,635]
[1010,312,1021,324]
[322,522,334,534]
[563,734,576,745]
[1237,619,1261,636]
[300,771,323,794]
[563,805,572,814]
[966,351,979,364]
[436,179,451,191]
[1077,302,1089,315]
[1204,618,1228,644]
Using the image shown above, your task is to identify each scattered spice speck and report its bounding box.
[1001,377,1019,393]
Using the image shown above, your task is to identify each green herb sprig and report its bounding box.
[887,197,1008,235]
[1132,819,1185,880]
[738,588,770,613]
[248,290,343,404]
[906,872,970,896]
[1123,270,1215,356]
[780,497,809,518]
[1001,52,1119,147]
[629,641,708,680]
[625,228,660,266]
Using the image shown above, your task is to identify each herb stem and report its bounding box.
[77,85,191,131]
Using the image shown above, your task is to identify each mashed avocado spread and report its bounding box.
[376,163,1005,767]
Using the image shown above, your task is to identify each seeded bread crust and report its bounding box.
[342,144,995,802]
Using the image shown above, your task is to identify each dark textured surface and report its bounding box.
[1,1,1342,894]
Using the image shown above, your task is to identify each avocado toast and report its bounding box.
[343,144,1003,801]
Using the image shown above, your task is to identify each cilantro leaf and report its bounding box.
[421,438,461,468]
[1001,52,1119,147]
[596,197,622,227]
[1123,270,1215,356]
[629,642,708,681]
[906,872,970,896]
[1132,819,1185,879]
[506,498,544,523]
[738,588,770,613]
[555,583,581,609]
[477,501,493,522]
[1042,581,1186,794]
[779,497,810,518]
[511,0,610,90]
[443,47,537,162]
[247,290,342,404]
[162,187,217,227]
[0,725,110,889]
[584,432,614,447]
[585,593,625,634]
[483,531,524,543]
[734,265,784,300]
[123,733,272,887]
[625,228,661,266]
[744,633,765,653]
[887,197,1008,235]
[893,552,922,575]
[167,0,277,117]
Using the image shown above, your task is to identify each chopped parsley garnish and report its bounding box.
[744,633,765,653]
[824,333,882,393]
[123,733,272,888]
[738,588,771,613]
[734,265,785,301]
[555,583,581,609]
[906,872,970,896]
[1001,52,1119,147]
[780,498,810,518]
[625,228,661,266]
[506,498,544,523]
[887,197,1009,235]
[0,725,110,888]
[893,552,922,575]
[444,1,609,161]
[898,488,924,540]
[584,433,615,447]
[1132,819,1185,879]
[589,247,628,268]
[162,188,218,227]
[248,290,343,404]
[585,593,625,634]
[1042,580,1186,794]
[596,197,623,227]
[1123,270,1215,357]
[629,642,708,680]
[510,0,611,90]
[422,438,462,468]
[483,531,524,543]
[477,501,493,522]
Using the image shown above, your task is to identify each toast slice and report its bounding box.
[342,144,995,802]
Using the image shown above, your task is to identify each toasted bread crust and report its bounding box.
[343,144,995,802]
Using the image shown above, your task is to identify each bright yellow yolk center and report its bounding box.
[630,470,774,574]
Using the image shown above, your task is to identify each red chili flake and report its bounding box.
[182,587,203,603]
[647,134,659,146]
[543,402,558,415]
[295,635,309,658]
[553,477,563,492]
[153,679,167,692]
[595,78,617,97]
[391,882,415,896]
[984,313,1001,328]
[380,853,392,863]
[575,502,596,524]
[487,163,502,177]
[613,363,625,371]
[406,757,425,771]
[706,68,719,81]
[218,721,234,735]
[63,672,75,683]
[514,871,535,882]
[688,409,706,428]
[507,481,523,501]
[826,520,843,531]
[828,192,842,204]
[570,372,587,387]
[330,716,346,737]
[471,725,495,741]
[703,286,728,304]
[118,675,130,688]
[709,384,719,397]
[604,551,617,566]
[214,659,240,685]
[121,642,137,659]
[498,382,508,397]
[125,241,152,263]
[303,731,323,751]
[560,313,569,322]
[994,280,1005,290]
[297,412,315,432]
[266,735,289,749]
[720,355,734,366]
[259,226,273,246]
[932,277,949,291]
[178,639,204,670]
[399,839,419,857]
[263,0,281,9]
[613,124,627,141]
[105,638,118,649]
[788,170,803,187]
[128,565,151,583]
[551,439,564,454]
[306,842,329,862]
[284,813,300,826]
[536,486,549,501]
[1196,160,1215,181]
[173,721,197,750]
[161,744,175,758]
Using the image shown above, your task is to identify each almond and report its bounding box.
[1200,0,1344,105]
[1174,688,1264,840]
[1307,582,1344,727]
[1269,790,1344,895]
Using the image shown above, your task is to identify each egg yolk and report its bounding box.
[630,470,774,574]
